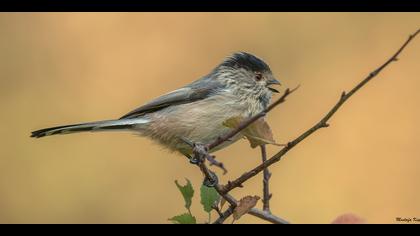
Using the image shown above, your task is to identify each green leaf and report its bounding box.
[168,213,197,224]
[200,185,220,213]
[175,179,194,211]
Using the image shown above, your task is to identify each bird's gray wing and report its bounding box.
[119,76,223,119]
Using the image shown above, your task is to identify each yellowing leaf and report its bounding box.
[223,116,281,148]
[233,195,260,220]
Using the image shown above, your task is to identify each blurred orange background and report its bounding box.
[0,13,419,224]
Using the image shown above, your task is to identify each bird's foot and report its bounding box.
[203,169,218,187]
[179,136,227,184]
[206,155,227,175]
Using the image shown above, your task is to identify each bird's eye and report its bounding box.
[255,72,263,81]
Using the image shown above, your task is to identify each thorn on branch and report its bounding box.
[320,122,330,128]
[226,180,243,189]
[370,71,378,77]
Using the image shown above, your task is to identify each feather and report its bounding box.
[120,78,224,119]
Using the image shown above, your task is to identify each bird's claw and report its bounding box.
[203,170,218,187]
[189,156,201,165]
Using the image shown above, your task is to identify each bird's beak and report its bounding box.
[266,77,281,93]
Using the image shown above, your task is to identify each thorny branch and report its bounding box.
[212,206,289,224]
[212,206,235,224]
[248,208,289,224]
[189,142,288,224]
[219,29,420,195]
[188,29,419,224]
[260,145,272,212]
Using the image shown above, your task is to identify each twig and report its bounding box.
[211,205,223,217]
[180,139,239,224]
[248,208,289,224]
[192,140,290,224]
[220,29,420,194]
[212,205,235,224]
[213,206,289,224]
[189,143,236,204]
[207,85,300,151]
[260,145,272,212]
[195,148,290,224]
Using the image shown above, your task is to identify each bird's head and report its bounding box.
[213,52,281,106]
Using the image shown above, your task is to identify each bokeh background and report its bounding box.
[0,13,419,224]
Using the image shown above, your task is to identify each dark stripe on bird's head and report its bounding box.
[220,52,271,73]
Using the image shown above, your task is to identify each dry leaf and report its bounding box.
[223,116,281,148]
[233,195,260,220]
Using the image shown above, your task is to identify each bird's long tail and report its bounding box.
[30,118,149,138]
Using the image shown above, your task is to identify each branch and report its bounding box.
[248,208,289,224]
[185,29,419,224]
[191,144,237,206]
[260,145,272,212]
[213,206,289,224]
[220,28,420,194]
[212,205,235,224]
[193,144,290,224]
[193,131,291,224]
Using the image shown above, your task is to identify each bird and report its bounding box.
[31,52,281,158]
